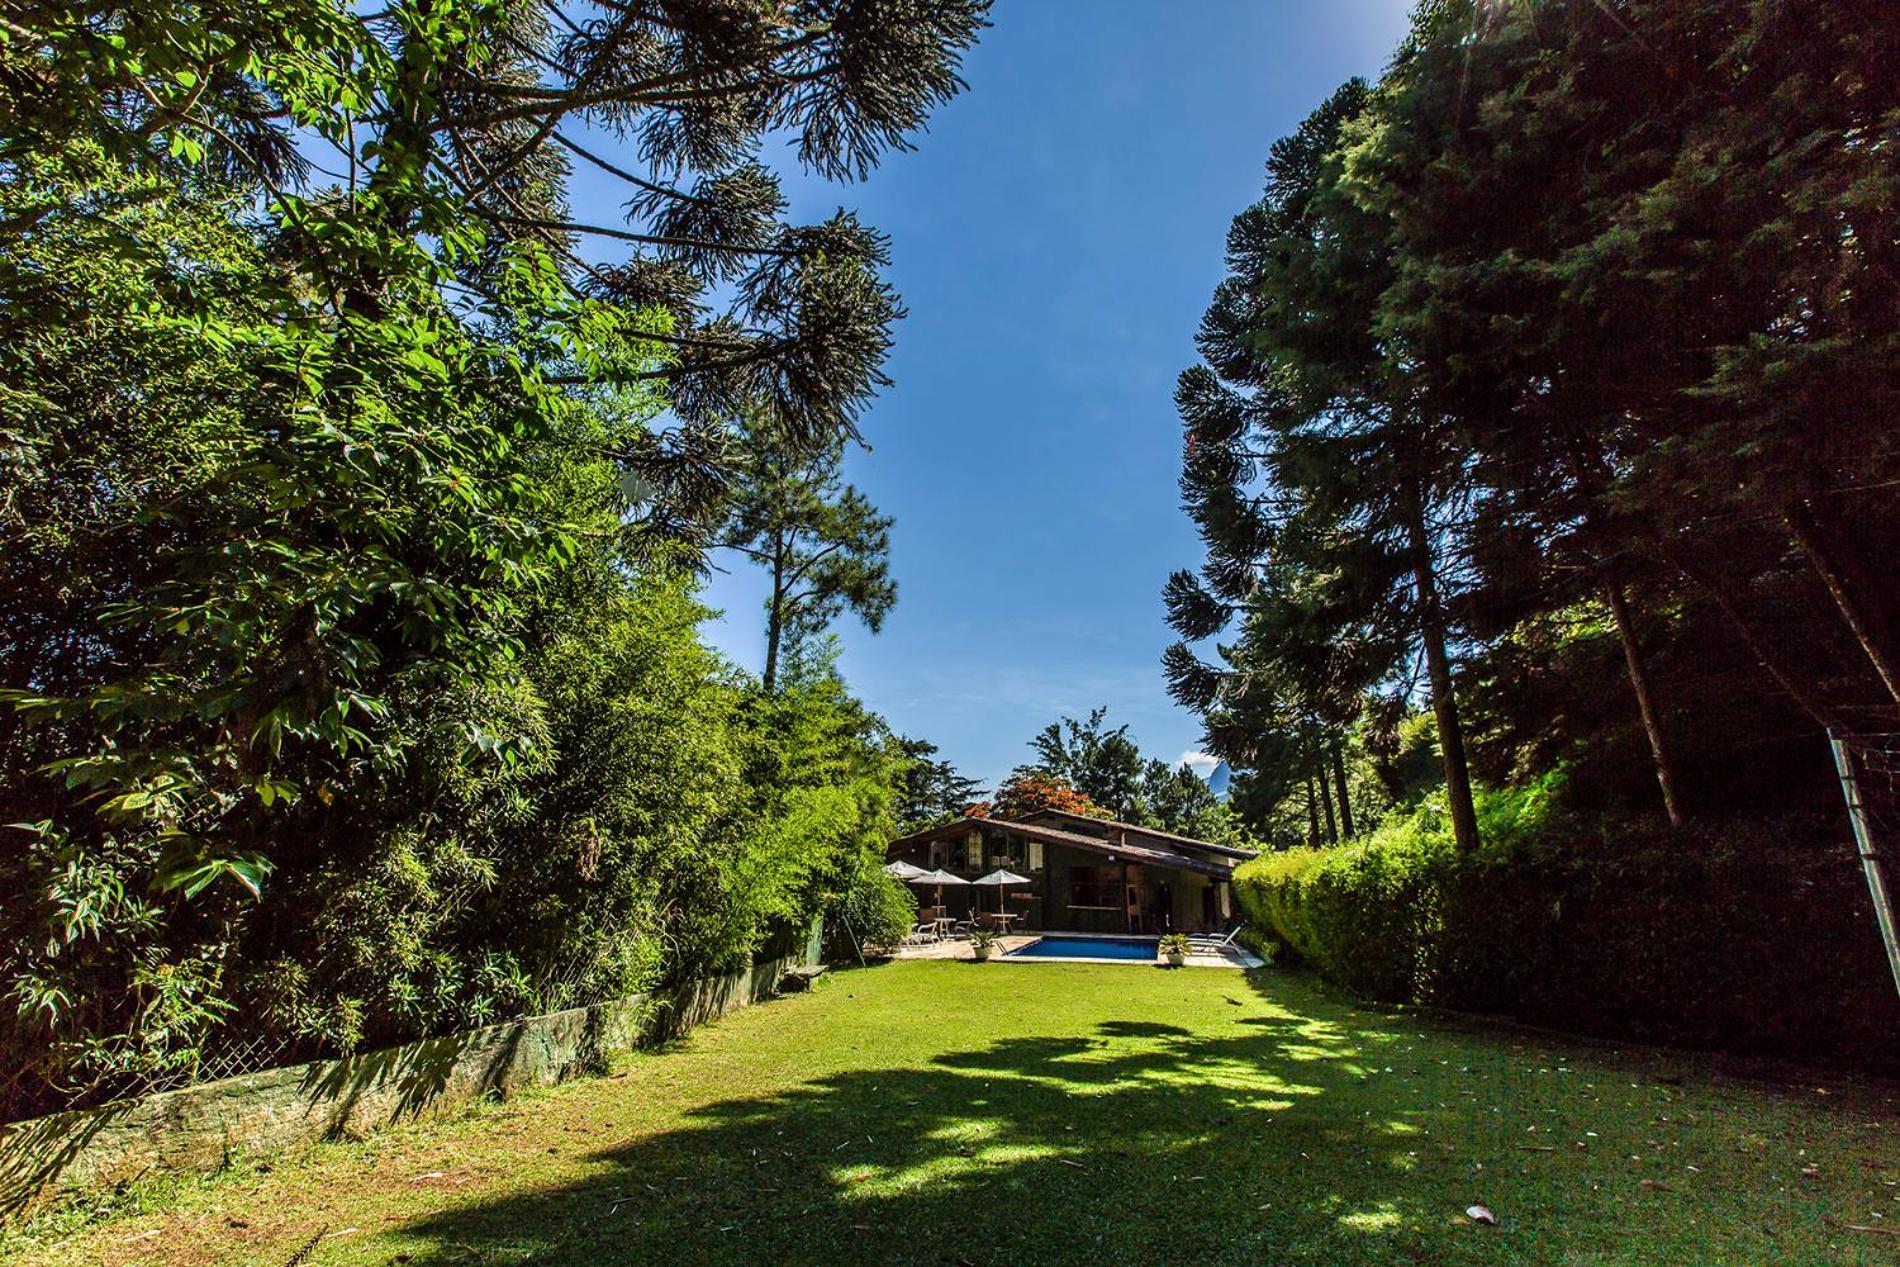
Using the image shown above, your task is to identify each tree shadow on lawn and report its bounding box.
[379,967,1866,1267]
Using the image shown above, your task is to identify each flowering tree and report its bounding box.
[965,773,1110,822]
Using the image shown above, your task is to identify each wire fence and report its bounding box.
[9,920,815,1123]
[134,1033,330,1098]
[77,958,634,1111]
[1827,730,1900,996]
[0,1032,333,1125]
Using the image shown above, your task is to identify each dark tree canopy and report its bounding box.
[1164,78,1479,850]
[892,735,982,831]
[1167,0,1900,848]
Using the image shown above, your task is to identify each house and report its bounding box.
[884,808,1255,934]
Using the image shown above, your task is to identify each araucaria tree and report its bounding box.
[718,417,897,692]
[1163,79,1480,852]
[0,0,987,1116]
[1167,0,1900,847]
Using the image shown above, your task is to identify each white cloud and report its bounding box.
[1177,751,1219,778]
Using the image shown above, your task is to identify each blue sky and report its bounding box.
[691,2,1414,789]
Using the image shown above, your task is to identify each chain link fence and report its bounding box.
[131,1033,330,1099]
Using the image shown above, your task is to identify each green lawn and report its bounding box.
[17,960,1900,1265]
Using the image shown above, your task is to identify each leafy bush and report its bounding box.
[1234,783,1900,1073]
[827,864,917,958]
[0,169,913,1115]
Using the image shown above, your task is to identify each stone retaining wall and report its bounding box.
[0,953,802,1218]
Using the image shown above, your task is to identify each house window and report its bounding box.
[965,833,982,871]
[1068,864,1120,909]
[1027,841,1044,871]
[930,841,949,869]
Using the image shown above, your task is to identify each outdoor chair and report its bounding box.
[1187,924,1245,950]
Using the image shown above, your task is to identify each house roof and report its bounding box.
[1022,808,1259,862]
[885,815,1239,880]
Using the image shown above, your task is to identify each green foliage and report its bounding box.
[1163,74,1481,851]
[1023,708,1144,818]
[1234,784,1900,1071]
[717,416,898,692]
[1,0,987,1117]
[890,736,982,831]
[1171,0,1900,854]
[827,861,917,957]
[1134,758,1233,841]
[1149,13,1900,1113]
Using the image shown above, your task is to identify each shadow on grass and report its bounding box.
[391,969,1458,1267]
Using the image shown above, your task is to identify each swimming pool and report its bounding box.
[1005,935,1159,962]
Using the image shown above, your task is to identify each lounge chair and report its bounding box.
[1187,924,1245,950]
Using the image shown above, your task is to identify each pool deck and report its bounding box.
[893,933,1264,969]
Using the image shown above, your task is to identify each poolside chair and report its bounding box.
[902,921,940,947]
[1187,924,1246,950]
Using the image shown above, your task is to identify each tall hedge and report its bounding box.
[1234,787,1900,1073]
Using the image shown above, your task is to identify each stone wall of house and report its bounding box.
[0,951,807,1219]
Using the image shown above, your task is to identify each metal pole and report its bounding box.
[1829,731,1900,996]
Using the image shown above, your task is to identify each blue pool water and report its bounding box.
[1006,936,1159,962]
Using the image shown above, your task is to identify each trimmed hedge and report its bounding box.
[1235,787,1900,1073]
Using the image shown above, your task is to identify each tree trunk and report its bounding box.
[1560,440,1688,825]
[1330,739,1356,839]
[1403,483,1480,853]
[1304,774,1321,846]
[1604,581,1686,825]
[763,535,786,693]
[1787,499,1900,712]
[1317,754,1338,844]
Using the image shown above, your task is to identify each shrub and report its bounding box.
[1233,785,1900,1073]
[828,864,917,958]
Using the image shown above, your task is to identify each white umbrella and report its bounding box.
[884,860,927,880]
[906,868,970,908]
[971,869,1032,925]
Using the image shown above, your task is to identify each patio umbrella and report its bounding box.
[905,868,970,908]
[884,860,928,881]
[971,869,1032,925]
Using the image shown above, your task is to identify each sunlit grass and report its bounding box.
[15,960,1900,1266]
